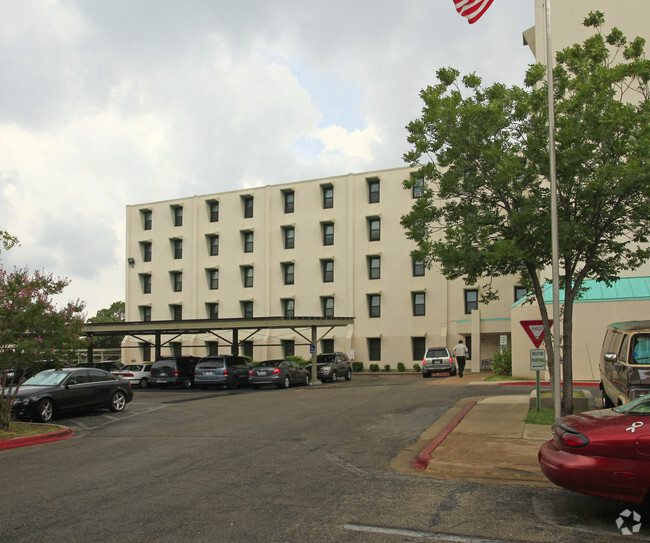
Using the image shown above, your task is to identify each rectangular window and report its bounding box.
[206,341,219,356]
[242,266,254,288]
[367,177,380,203]
[283,226,295,249]
[412,292,425,316]
[282,340,295,358]
[514,286,527,302]
[321,184,334,209]
[321,338,334,353]
[141,241,152,262]
[282,262,294,285]
[170,304,182,321]
[173,238,183,259]
[140,306,151,322]
[172,271,182,292]
[141,273,152,294]
[140,341,152,362]
[367,217,380,241]
[242,340,254,358]
[412,177,424,198]
[322,222,334,246]
[321,296,334,318]
[208,234,219,256]
[208,200,219,222]
[242,195,254,218]
[412,259,425,277]
[241,301,253,319]
[465,289,478,314]
[208,269,219,290]
[141,209,152,230]
[412,337,426,361]
[207,303,219,319]
[282,298,295,318]
[283,190,294,213]
[242,231,254,253]
[367,338,381,361]
[368,294,381,318]
[368,256,380,280]
[321,259,334,283]
[172,205,183,227]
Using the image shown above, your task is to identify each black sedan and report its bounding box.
[248,359,310,389]
[9,368,133,423]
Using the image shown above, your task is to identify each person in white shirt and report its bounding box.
[452,339,469,378]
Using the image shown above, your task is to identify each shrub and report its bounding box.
[413,363,421,372]
[352,361,364,372]
[369,363,380,372]
[383,364,391,372]
[397,362,405,372]
[491,349,512,376]
[288,355,310,367]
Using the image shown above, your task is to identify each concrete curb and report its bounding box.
[411,400,478,470]
[0,427,73,451]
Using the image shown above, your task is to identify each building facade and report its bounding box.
[123,166,522,368]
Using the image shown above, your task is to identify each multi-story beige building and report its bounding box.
[123,166,521,368]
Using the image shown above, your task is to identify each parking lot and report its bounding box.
[2,375,644,543]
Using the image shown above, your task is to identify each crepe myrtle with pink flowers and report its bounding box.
[0,231,86,430]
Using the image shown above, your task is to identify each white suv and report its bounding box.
[422,347,457,378]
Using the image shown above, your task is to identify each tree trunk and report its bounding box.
[561,296,574,416]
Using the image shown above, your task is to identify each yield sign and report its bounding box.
[520,320,552,348]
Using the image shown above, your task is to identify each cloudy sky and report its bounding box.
[0,0,535,317]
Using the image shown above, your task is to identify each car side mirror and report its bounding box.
[604,353,617,363]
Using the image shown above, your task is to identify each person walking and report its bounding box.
[452,339,469,378]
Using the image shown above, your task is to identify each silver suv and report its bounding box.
[422,347,457,378]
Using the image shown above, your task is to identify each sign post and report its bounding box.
[530,349,547,411]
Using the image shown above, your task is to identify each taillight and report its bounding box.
[553,422,589,448]
[174,370,179,376]
[449,357,453,364]
[272,368,281,375]
[122,373,134,378]
[249,370,254,375]
[223,369,228,376]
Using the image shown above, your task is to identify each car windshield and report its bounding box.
[426,349,448,358]
[22,371,69,386]
[317,355,335,363]
[198,360,225,369]
[258,360,283,368]
[613,394,650,415]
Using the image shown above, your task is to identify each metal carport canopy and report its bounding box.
[82,316,354,364]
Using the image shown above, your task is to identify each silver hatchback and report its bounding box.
[422,347,457,377]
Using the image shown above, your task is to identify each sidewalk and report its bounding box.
[392,371,596,486]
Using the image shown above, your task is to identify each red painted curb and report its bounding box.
[498,381,599,387]
[0,428,73,451]
[411,400,478,470]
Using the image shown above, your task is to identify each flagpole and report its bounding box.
[544,0,562,419]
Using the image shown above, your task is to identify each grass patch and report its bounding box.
[0,421,60,440]
[523,407,555,425]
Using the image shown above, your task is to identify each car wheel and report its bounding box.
[253,384,260,390]
[228,376,239,390]
[304,374,310,386]
[109,391,127,412]
[345,369,352,381]
[277,376,290,389]
[602,390,614,409]
[35,398,54,423]
[422,372,430,378]
[140,378,148,389]
[331,371,338,383]
[182,377,193,389]
[449,369,457,376]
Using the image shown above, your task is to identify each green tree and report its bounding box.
[401,12,650,415]
[87,301,125,349]
[0,268,86,429]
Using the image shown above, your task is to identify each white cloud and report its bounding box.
[0,0,536,316]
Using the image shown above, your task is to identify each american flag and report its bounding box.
[453,0,495,24]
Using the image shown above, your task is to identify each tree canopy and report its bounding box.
[401,12,650,414]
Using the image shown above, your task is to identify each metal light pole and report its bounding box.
[545,0,562,419]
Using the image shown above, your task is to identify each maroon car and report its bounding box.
[539,395,650,503]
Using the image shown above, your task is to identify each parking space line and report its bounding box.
[343,524,509,542]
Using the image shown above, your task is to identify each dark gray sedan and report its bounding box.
[248,359,310,389]
[9,368,133,423]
